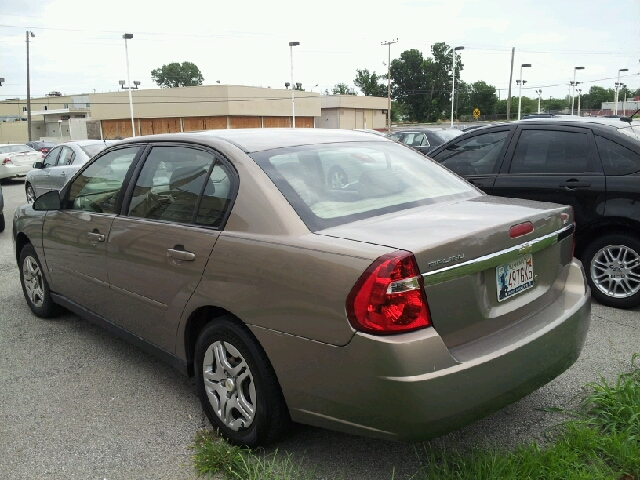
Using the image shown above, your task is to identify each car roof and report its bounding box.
[117,128,388,154]
[518,116,639,130]
[62,140,117,147]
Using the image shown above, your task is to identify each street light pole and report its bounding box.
[123,33,135,137]
[450,46,464,127]
[535,89,542,114]
[517,63,531,120]
[614,68,628,115]
[289,41,300,128]
[26,31,35,142]
[381,39,398,133]
[622,84,627,115]
[576,89,582,116]
[571,66,584,115]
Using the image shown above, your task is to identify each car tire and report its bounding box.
[582,233,640,309]
[19,244,60,317]
[194,316,289,447]
[328,166,349,189]
[0,213,4,233]
[26,183,36,204]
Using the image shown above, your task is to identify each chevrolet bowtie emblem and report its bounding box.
[519,243,532,255]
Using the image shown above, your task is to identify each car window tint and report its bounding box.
[433,131,509,175]
[128,146,215,224]
[595,135,640,175]
[43,147,62,168]
[195,162,234,227]
[509,130,593,174]
[400,133,426,147]
[66,147,139,214]
[387,133,402,141]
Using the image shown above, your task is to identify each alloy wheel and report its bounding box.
[590,244,640,299]
[22,256,45,308]
[202,341,256,431]
[26,185,36,204]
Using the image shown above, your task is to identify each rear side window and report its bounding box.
[433,130,509,176]
[128,146,215,224]
[509,130,594,174]
[595,135,640,175]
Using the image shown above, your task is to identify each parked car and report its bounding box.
[0,183,4,233]
[25,140,116,203]
[387,127,463,154]
[14,129,589,447]
[0,144,42,181]
[26,141,57,155]
[429,117,640,308]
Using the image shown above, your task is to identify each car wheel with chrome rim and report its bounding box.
[194,316,289,446]
[583,233,640,308]
[19,244,60,317]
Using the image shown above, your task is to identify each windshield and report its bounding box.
[618,125,640,141]
[250,141,478,231]
[0,145,34,154]
[80,143,110,158]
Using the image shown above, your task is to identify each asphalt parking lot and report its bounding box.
[0,178,638,480]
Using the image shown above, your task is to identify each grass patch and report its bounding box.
[191,430,311,480]
[191,355,640,480]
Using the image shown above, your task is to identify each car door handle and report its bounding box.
[87,231,105,243]
[167,246,196,261]
[60,171,66,176]
[561,180,591,189]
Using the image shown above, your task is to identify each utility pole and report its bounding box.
[506,47,515,121]
[289,41,300,128]
[26,31,35,142]
[382,39,397,133]
[450,46,464,127]
[123,33,135,136]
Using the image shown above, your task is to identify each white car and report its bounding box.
[0,144,43,181]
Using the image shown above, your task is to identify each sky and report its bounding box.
[0,0,639,101]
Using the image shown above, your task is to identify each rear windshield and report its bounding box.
[436,129,464,142]
[250,141,478,230]
[80,143,109,158]
[0,145,34,154]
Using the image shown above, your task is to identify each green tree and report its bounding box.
[151,61,204,88]
[469,81,498,116]
[455,80,472,117]
[353,69,387,97]
[582,86,615,110]
[331,83,356,95]
[390,43,463,122]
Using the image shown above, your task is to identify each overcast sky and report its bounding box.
[0,0,638,101]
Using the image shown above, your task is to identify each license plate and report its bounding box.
[496,255,534,302]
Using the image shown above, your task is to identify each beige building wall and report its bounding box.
[0,122,29,143]
[89,85,320,120]
[317,95,387,130]
[0,95,75,121]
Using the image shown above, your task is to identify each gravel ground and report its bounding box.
[0,179,638,479]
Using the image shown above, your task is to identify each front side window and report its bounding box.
[433,130,509,176]
[57,147,75,166]
[127,146,217,225]
[66,146,139,214]
[251,141,478,230]
[509,130,594,174]
[43,147,62,168]
[596,135,640,175]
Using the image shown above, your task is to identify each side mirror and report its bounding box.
[33,161,44,169]
[33,190,61,211]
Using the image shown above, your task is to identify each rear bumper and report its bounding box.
[253,260,591,442]
[0,164,32,179]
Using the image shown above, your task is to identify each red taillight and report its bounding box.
[346,251,431,334]
[510,221,534,239]
[2,158,12,165]
[41,148,49,153]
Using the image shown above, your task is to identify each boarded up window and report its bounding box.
[295,117,314,128]
[183,117,205,132]
[263,117,291,128]
[203,116,227,129]
[230,116,261,129]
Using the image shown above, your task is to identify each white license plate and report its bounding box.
[496,255,534,302]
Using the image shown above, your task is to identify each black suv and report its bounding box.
[429,117,640,309]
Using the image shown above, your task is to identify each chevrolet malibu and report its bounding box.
[13,129,590,446]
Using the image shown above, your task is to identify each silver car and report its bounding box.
[25,140,115,203]
[0,144,43,181]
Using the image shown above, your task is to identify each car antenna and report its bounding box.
[620,108,640,124]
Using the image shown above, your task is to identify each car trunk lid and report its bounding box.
[320,195,574,348]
